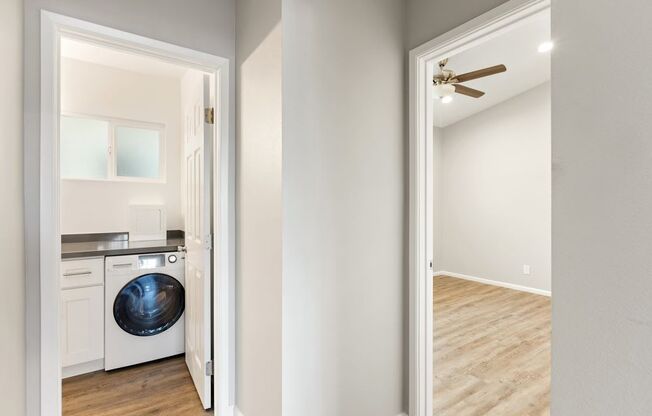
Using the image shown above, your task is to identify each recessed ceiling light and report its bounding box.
[538,41,554,53]
[441,95,453,104]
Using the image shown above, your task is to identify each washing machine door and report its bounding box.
[113,273,185,337]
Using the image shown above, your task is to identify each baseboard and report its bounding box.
[434,270,551,297]
[62,358,104,378]
[235,406,405,416]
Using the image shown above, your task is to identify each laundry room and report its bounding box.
[57,35,216,415]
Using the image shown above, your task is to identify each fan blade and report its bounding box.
[455,84,485,98]
[454,64,506,83]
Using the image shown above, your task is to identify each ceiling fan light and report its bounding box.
[538,41,554,53]
[433,83,455,99]
[441,95,453,104]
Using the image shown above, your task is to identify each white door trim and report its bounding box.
[407,0,550,415]
[36,11,235,416]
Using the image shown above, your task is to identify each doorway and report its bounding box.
[37,12,234,416]
[408,0,551,415]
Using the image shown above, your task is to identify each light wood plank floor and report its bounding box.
[433,276,551,416]
[63,356,212,416]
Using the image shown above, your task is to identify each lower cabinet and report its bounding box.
[60,284,104,374]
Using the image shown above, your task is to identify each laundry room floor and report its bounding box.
[62,355,212,415]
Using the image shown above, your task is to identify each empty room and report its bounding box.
[430,9,552,415]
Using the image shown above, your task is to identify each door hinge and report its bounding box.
[204,234,213,250]
[205,360,214,376]
[204,107,215,125]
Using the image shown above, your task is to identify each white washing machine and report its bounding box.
[105,251,185,370]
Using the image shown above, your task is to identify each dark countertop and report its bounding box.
[61,231,184,259]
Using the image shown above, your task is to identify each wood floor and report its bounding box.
[63,356,212,416]
[433,276,551,416]
[63,277,548,415]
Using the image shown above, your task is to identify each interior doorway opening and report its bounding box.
[57,34,215,415]
[408,1,551,415]
[430,9,551,411]
[37,12,234,416]
[432,7,552,415]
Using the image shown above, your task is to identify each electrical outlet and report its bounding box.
[523,264,531,275]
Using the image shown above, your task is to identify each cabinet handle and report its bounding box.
[63,271,92,277]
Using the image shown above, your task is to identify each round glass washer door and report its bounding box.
[113,273,185,337]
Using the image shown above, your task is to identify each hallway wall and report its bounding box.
[235,0,282,415]
[406,0,510,49]
[282,1,406,415]
[551,0,652,413]
[0,0,25,414]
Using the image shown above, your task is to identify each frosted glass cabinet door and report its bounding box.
[60,116,109,179]
[115,126,162,179]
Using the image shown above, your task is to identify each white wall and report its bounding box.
[235,1,282,415]
[0,0,25,414]
[552,0,652,414]
[24,2,235,413]
[434,82,551,292]
[60,58,183,234]
[282,1,405,415]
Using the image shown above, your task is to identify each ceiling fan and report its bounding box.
[433,58,507,100]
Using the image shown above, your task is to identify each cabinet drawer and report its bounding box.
[60,257,104,289]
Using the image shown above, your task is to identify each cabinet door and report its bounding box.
[60,286,104,367]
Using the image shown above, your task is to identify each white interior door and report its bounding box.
[183,70,213,409]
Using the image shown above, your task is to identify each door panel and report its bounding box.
[183,70,213,409]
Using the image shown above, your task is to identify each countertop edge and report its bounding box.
[61,244,181,260]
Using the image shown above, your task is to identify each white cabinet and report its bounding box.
[60,257,104,376]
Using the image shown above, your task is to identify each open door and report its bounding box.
[183,70,213,409]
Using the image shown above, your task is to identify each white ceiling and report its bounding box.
[60,37,189,79]
[433,10,551,128]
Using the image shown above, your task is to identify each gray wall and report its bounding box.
[282,0,406,415]
[435,83,551,292]
[406,0,510,49]
[0,0,25,414]
[23,1,235,414]
[235,1,282,415]
[552,0,652,413]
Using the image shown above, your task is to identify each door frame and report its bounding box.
[35,11,235,416]
[407,0,550,415]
